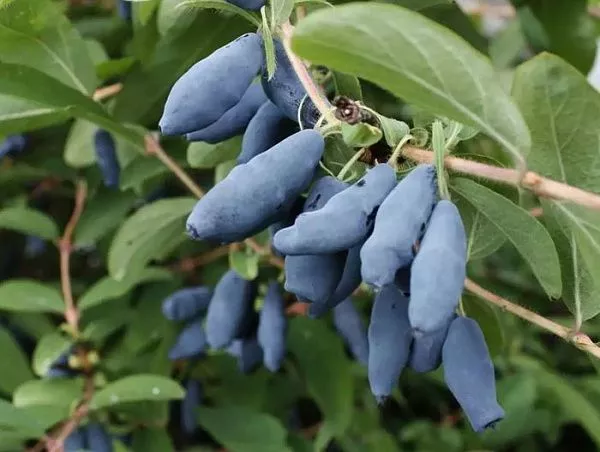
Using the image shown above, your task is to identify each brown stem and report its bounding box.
[172,246,230,272]
[92,83,123,102]
[403,146,600,211]
[59,180,87,334]
[465,278,600,360]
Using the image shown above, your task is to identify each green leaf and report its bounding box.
[229,247,260,281]
[90,374,184,410]
[322,135,367,181]
[0,327,34,394]
[519,0,596,74]
[197,406,291,452]
[341,122,383,148]
[187,136,241,168]
[215,159,238,184]
[454,192,506,261]
[157,0,200,35]
[0,280,64,313]
[119,148,187,192]
[0,206,59,239]
[13,378,84,412]
[451,177,561,298]
[107,197,196,280]
[177,0,261,27]
[377,116,410,148]
[0,94,71,135]
[132,428,175,452]
[292,3,530,165]
[288,317,354,439]
[63,119,97,168]
[261,8,276,81]
[332,71,362,101]
[0,399,45,438]
[462,294,504,357]
[32,332,73,377]
[74,189,138,247]
[513,53,600,319]
[489,18,527,69]
[269,0,295,27]
[0,62,143,146]
[79,267,173,311]
[0,0,97,93]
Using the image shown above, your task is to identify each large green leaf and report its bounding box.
[517,0,596,74]
[292,3,530,164]
[0,399,45,438]
[451,177,561,298]
[0,94,71,135]
[107,197,195,280]
[90,374,184,410]
[13,378,84,412]
[63,119,98,168]
[32,331,73,377]
[197,407,291,452]
[132,428,175,452]
[0,280,64,313]
[0,206,59,240]
[0,327,34,394]
[288,317,354,447]
[79,267,173,311]
[0,0,97,93]
[513,53,600,320]
[0,62,143,146]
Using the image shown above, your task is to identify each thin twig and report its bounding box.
[403,146,600,211]
[465,278,600,360]
[172,246,230,272]
[92,83,123,102]
[59,180,87,334]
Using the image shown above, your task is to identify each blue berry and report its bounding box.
[409,318,453,373]
[64,428,86,451]
[186,83,267,143]
[0,134,26,159]
[238,101,298,164]
[226,0,265,10]
[94,130,120,189]
[262,40,320,128]
[186,130,324,243]
[227,337,264,374]
[274,164,397,255]
[206,270,257,349]
[160,33,264,136]
[168,320,207,360]
[409,200,467,334]
[181,379,202,435]
[257,282,287,372]
[161,287,213,322]
[442,316,504,432]
[361,164,437,288]
[333,298,369,366]
[85,423,113,452]
[368,284,412,402]
[118,0,132,20]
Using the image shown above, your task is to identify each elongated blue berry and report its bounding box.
[274,164,397,255]
[409,318,453,373]
[181,379,202,435]
[168,320,207,360]
[262,40,320,127]
[186,130,324,243]
[368,284,412,402]
[162,286,213,322]
[85,423,113,452]
[238,101,298,164]
[270,197,305,257]
[308,241,363,318]
[258,282,287,372]
[24,235,46,258]
[0,134,26,159]
[361,164,437,288]
[283,176,348,303]
[409,200,466,334]
[333,298,368,366]
[160,33,263,135]
[118,0,132,20]
[442,316,504,432]
[226,0,265,10]
[233,337,264,374]
[46,351,74,379]
[64,428,86,451]
[186,83,267,143]
[94,130,120,188]
[206,270,256,349]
